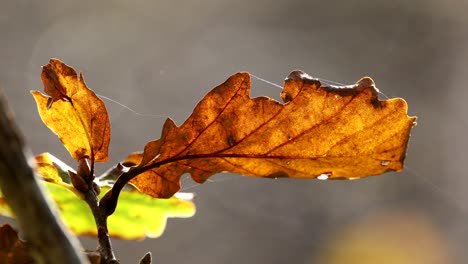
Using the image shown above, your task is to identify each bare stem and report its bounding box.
[100,157,179,215]
[83,186,119,264]
[99,162,157,216]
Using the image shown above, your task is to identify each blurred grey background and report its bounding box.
[1,0,467,263]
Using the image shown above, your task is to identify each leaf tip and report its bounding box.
[163,117,177,131]
[238,71,251,80]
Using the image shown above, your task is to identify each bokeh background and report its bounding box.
[1,0,467,263]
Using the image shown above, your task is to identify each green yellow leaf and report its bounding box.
[0,182,195,240]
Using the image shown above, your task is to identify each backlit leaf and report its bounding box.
[129,71,416,198]
[31,59,111,162]
[0,183,195,240]
[34,152,72,184]
[33,152,83,198]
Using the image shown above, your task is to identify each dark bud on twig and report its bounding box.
[69,170,89,193]
[92,182,100,195]
[85,250,101,264]
[77,158,93,182]
[139,252,152,264]
[116,163,124,171]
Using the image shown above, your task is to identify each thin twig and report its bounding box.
[83,188,118,263]
[100,153,226,214]
[0,90,89,264]
[100,157,180,215]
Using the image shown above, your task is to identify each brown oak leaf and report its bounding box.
[125,71,416,198]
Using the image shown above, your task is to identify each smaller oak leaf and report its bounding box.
[33,152,84,199]
[128,70,416,198]
[34,152,72,184]
[31,59,110,162]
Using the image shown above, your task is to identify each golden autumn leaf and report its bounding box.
[34,152,72,185]
[125,71,416,198]
[31,59,110,162]
[33,152,85,199]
